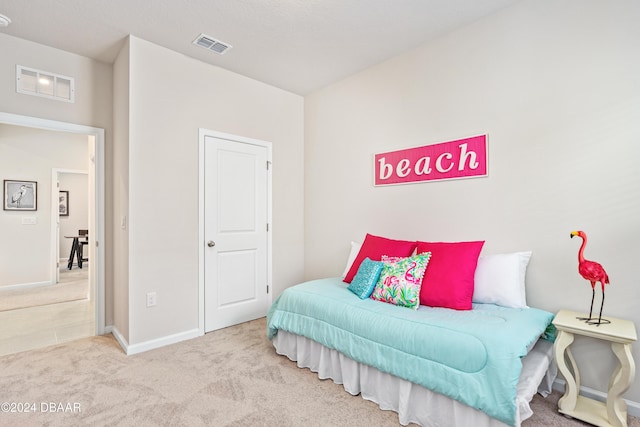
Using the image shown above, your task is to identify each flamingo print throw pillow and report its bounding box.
[371,252,432,310]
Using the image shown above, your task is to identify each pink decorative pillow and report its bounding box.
[343,234,417,284]
[416,240,485,310]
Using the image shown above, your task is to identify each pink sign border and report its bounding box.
[373,134,489,187]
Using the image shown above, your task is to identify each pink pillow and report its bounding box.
[343,234,417,283]
[416,240,485,310]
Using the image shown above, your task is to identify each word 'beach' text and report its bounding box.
[374,135,487,186]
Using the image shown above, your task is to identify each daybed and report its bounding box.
[267,235,557,427]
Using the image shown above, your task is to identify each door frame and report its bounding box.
[0,112,106,336]
[198,128,273,335]
[51,168,88,283]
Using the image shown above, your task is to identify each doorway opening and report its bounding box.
[0,112,105,341]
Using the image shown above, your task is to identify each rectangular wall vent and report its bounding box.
[16,65,75,103]
[193,33,232,55]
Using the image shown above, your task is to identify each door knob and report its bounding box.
[207,241,216,247]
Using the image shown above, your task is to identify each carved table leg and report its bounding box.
[607,343,636,427]
[555,330,578,411]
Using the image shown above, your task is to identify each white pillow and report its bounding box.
[341,241,362,278]
[472,251,532,308]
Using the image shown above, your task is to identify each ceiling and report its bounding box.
[0,0,519,95]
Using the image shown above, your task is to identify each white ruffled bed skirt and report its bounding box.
[273,331,556,427]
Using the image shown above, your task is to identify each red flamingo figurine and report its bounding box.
[570,230,610,325]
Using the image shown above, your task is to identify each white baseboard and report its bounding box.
[553,378,640,417]
[0,280,52,290]
[108,326,202,356]
[109,326,129,354]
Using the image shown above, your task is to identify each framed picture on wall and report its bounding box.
[59,190,69,216]
[3,180,37,211]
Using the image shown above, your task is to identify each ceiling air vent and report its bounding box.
[193,33,232,55]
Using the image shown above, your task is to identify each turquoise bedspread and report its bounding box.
[267,278,554,426]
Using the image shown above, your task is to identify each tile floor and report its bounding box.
[0,269,94,357]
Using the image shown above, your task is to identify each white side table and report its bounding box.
[553,309,637,427]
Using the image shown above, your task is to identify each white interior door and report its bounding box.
[204,135,269,332]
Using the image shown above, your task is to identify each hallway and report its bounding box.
[0,268,93,356]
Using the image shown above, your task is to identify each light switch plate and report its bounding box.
[22,216,36,225]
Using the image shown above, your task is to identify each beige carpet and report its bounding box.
[0,269,88,312]
[0,317,638,427]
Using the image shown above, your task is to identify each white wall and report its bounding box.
[122,37,304,346]
[1,31,304,348]
[304,0,640,402]
[112,37,131,342]
[0,124,88,286]
[0,33,114,321]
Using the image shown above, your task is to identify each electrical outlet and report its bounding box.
[146,292,157,307]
